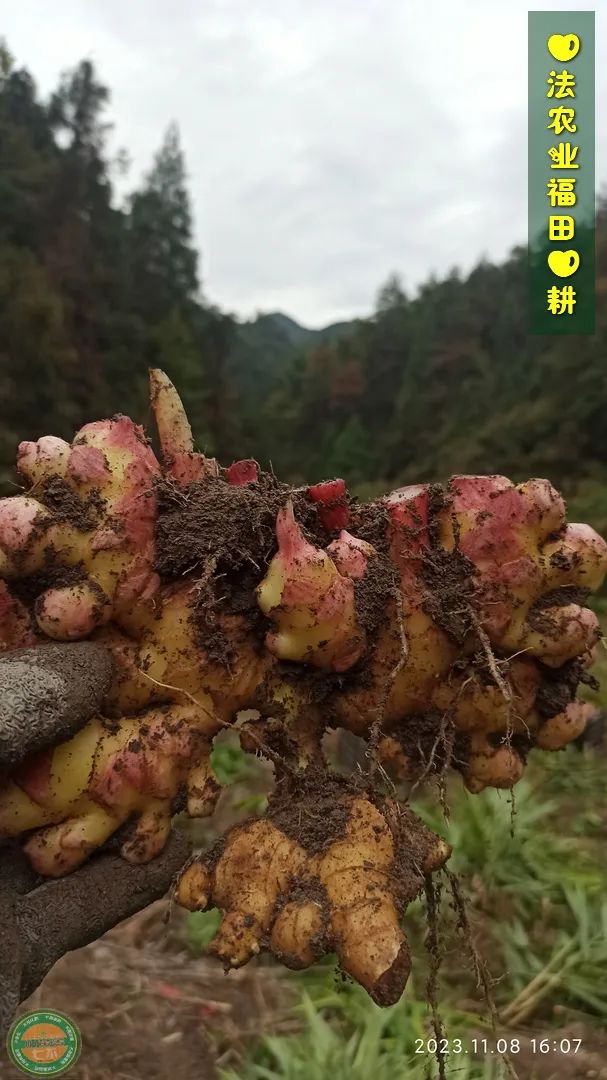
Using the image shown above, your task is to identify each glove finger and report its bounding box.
[16,828,191,1003]
[0,641,112,768]
[0,888,22,1040]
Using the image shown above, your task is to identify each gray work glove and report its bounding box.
[0,642,191,1037]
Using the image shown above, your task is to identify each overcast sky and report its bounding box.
[4,1,606,326]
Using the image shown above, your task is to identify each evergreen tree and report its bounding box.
[43,59,128,420]
[325,415,375,483]
[127,124,234,455]
[0,44,59,251]
[128,123,199,320]
[1,41,606,538]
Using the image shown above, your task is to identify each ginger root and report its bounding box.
[0,369,606,1002]
[175,772,450,1006]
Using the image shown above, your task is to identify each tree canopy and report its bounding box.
[1,44,606,533]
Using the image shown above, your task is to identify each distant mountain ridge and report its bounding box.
[226,311,357,438]
[239,311,357,349]
[265,311,357,345]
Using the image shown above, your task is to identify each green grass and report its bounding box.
[567,479,607,543]
[186,636,607,1079]
[191,507,607,1076]
[219,984,508,1080]
[416,763,606,915]
[183,740,606,1078]
[211,733,264,787]
[410,749,607,1011]
[499,891,607,1020]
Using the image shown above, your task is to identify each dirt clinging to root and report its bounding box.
[420,483,479,645]
[153,471,401,678]
[154,472,318,581]
[268,768,358,856]
[349,498,391,554]
[9,552,89,610]
[37,477,107,532]
[352,551,398,638]
[534,657,589,719]
[387,709,466,778]
[419,544,477,645]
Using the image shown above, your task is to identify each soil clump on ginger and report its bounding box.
[353,552,399,637]
[37,476,107,531]
[268,768,358,856]
[154,472,317,581]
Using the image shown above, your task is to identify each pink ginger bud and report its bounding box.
[257,501,365,672]
[307,479,349,531]
[327,531,376,579]
[227,459,259,486]
[149,369,218,486]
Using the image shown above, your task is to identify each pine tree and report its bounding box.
[128,123,199,319]
[1,40,606,533]
[0,43,58,250]
[325,415,375,484]
[43,60,130,420]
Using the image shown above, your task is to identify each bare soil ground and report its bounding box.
[0,901,296,1080]
[2,741,606,1080]
[507,1028,607,1080]
[2,899,607,1080]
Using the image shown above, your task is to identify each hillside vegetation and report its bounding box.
[1,44,606,536]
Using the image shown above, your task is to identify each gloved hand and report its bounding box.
[0,642,191,1036]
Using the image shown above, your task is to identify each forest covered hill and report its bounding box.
[1,45,606,533]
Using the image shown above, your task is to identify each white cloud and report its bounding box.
[3,0,605,325]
